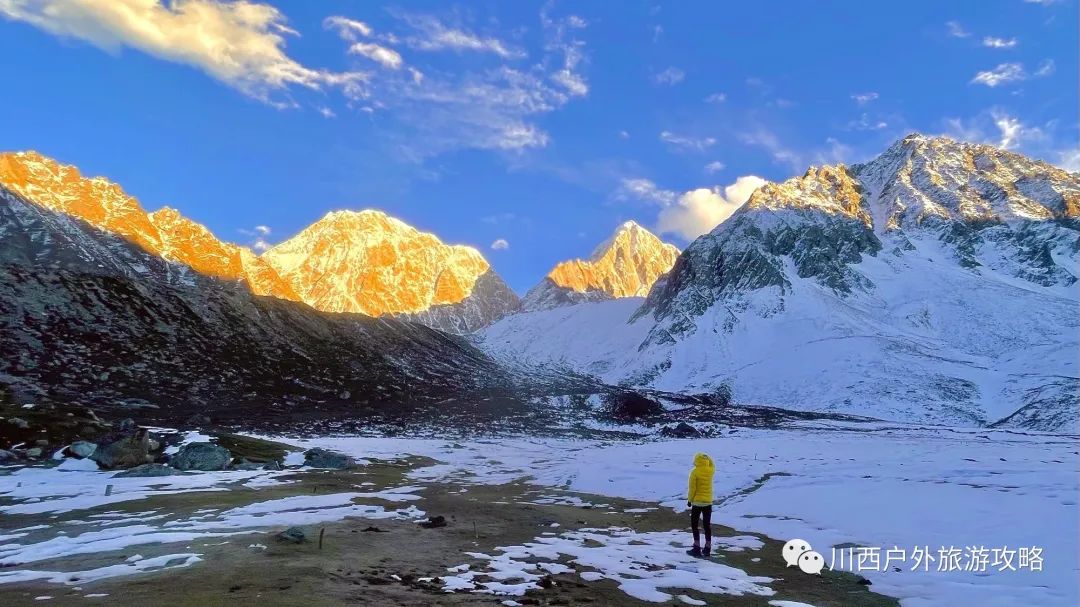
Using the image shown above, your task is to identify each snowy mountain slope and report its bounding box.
[481,135,1080,431]
[263,209,520,332]
[0,185,522,425]
[521,221,679,311]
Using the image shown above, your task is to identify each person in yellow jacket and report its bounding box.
[686,452,715,557]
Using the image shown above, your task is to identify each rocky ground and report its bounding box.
[0,450,896,606]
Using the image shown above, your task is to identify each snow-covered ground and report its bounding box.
[1,424,1076,605]
[295,425,1079,606]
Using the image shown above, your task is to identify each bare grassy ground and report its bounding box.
[0,458,897,606]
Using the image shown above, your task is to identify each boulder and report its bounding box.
[263,460,283,471]
[0,448,15,462]
[90,429,151,469]
[607,392,664,419]
[303,448,352,469]
[9,417,30,430]
[170,442,231,471]
[118,418,136,432]
[67,440,98,459]
[659,422,702,438]
[277,527,306,543]
[114,463,179,478]
[25,447,42,458]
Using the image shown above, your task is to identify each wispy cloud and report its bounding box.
[705,92,726,103]
[541,6,589,97]
[971,62,1026,87]
[349,42,404,70]
[1034,59,1055,77]
[704,161,726,174]
[396,13,523,58]
[851,92,879,105]
[490,238,510,250]
[617,178,676,205]
[982,36,1018,49]
[946,20,971,38]
[659,131,716,152]
[0,0,367,107]
[653,67,685,86]
[971,61,1054,87]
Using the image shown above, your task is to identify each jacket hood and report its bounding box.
[693,452,714,469]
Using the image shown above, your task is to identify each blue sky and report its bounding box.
[0,0,1076,292]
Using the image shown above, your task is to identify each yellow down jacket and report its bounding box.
[687,452,715,506]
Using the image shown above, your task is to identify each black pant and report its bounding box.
[691,505,712,544]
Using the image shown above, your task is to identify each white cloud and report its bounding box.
[851,92,879,105]
[704,161,726,174]
[0,0,364,105]
[349,42,404,70]
[983,36,1018,49]
[656,176,768,240]
[659,131,716,152]
[239,225,273,251]
[705,92,726,103]
[490,238,509,250]
[847,113,889,131]
[653,67,685,86]
[317,106,336,119]
[971,62,1026,87]
[397,13,523,58]
[946,21,970,38]
[619,130,630,140]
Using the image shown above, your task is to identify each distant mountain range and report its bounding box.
[481,135,1080,432]
[1,136,1077,431]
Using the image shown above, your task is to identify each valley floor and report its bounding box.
[0,424,1076,606]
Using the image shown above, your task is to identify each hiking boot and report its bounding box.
[687,546,702,557]
[703,543,712,557]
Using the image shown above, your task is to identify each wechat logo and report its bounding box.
[783,538,824,575]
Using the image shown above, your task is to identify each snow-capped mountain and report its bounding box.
[263,209,519,333]
[0,151,518,332]
[482,135,1080,431]
[0,183,518,424]
[521,221,679,311]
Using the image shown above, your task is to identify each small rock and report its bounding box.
[262,460,283,471]
[25,447,43,458]
[0,449,15,461]
[118,418,136,432]
[9,417,30,430]
[277,527,306,543]
[171,442,231,471]
[857,576,872,585]
[419,515,447,529]
[303,448,352,469]
[114,464,179,478]
[67,441,97,459]
[538,576,555,589]
[361,526,387,533]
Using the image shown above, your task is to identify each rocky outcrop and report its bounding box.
[170,442,232,471]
